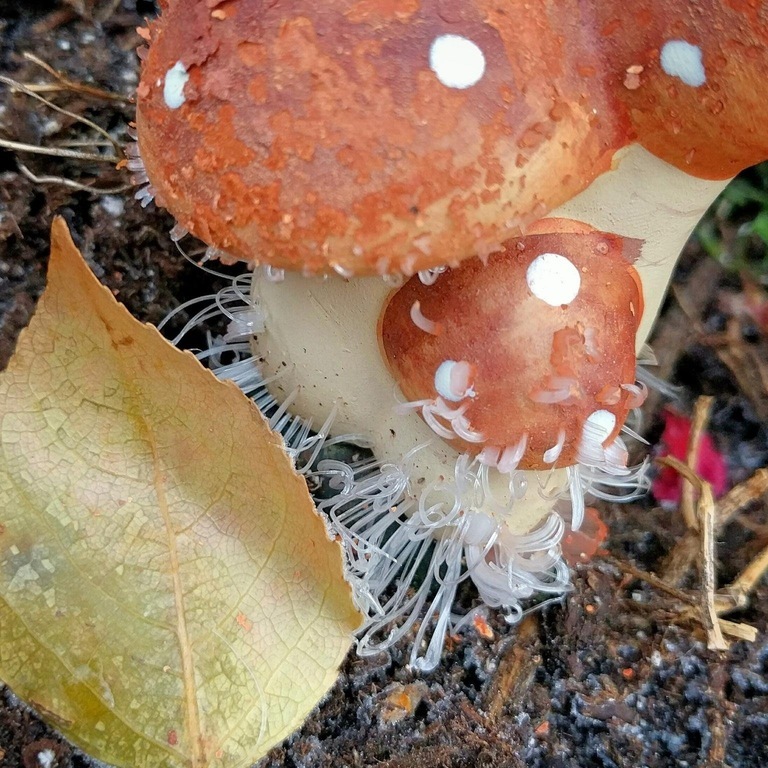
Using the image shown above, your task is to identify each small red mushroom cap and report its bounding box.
[379,221,645,470]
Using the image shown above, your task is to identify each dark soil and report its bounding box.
[1,4,767,768]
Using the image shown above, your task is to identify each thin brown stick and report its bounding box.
[716,618,758,643]
[0,74,123,157]
[21,52,129,103]
[703,665,729,768]
[601,555,696,605]
[603,555,756,642]
[656,456,727,650]
[698,480,728,650]
[657,455,701,487]
[0,138,118,164]
[681,396,714,530]
[676,604,758,641]
[717,468,768,527]
[724,540,768,609]
[17,161,130,194]
[30,8,77,35]
[56,140,116,148]
[662,468,768,584]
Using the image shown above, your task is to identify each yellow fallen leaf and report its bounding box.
[0,218,361,768]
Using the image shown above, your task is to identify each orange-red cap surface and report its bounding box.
[136,0,768,274]
[379,224,644,469]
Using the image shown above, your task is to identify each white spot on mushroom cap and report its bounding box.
[429,34,486,90]
[434,360,474,402]
[583,409,616,440]
[434,361,456,400]
[660,40,706,88]
[163,61,189,109]
[525,252,581,306]
[577,409,618,465]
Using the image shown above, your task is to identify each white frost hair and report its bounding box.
[124,126,156,207]
[410,300,442,335]
[317,441,647,670]
[163,271,650,672]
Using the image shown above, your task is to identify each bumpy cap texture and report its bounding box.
[136,0,768,274]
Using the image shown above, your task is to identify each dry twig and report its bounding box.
[0,74,123,156]
[718,467,768,525]
[662,468,768,584]
[658,455,727,650]
[698,480,727,650]
[0,74,123,167]
[603,554,756,642]
[681,396,714,530]
[602,555,695,606]
[17,161,130,194]
[0,138,117,163]
[21,52,129,103]
[723,540,768,610]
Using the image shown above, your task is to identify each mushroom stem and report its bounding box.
[251,146,727,488]
[554,145,727,350]
[252,272,561,536]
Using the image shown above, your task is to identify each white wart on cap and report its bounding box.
[429,34,486,90]
[525,252,581,306]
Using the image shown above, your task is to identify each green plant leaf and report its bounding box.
[722,177,768,208]
[751,210,768,246]
[0,218,361,768]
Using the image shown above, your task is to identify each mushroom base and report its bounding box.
[246,268,648,669]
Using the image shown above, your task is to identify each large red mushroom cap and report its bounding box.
[135,0,627,275]
[379,221,645,470]
[135,1,768,276]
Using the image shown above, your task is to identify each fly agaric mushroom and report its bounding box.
[133,1,767,277]
[141,1,768,669]
[239,219,651,670]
